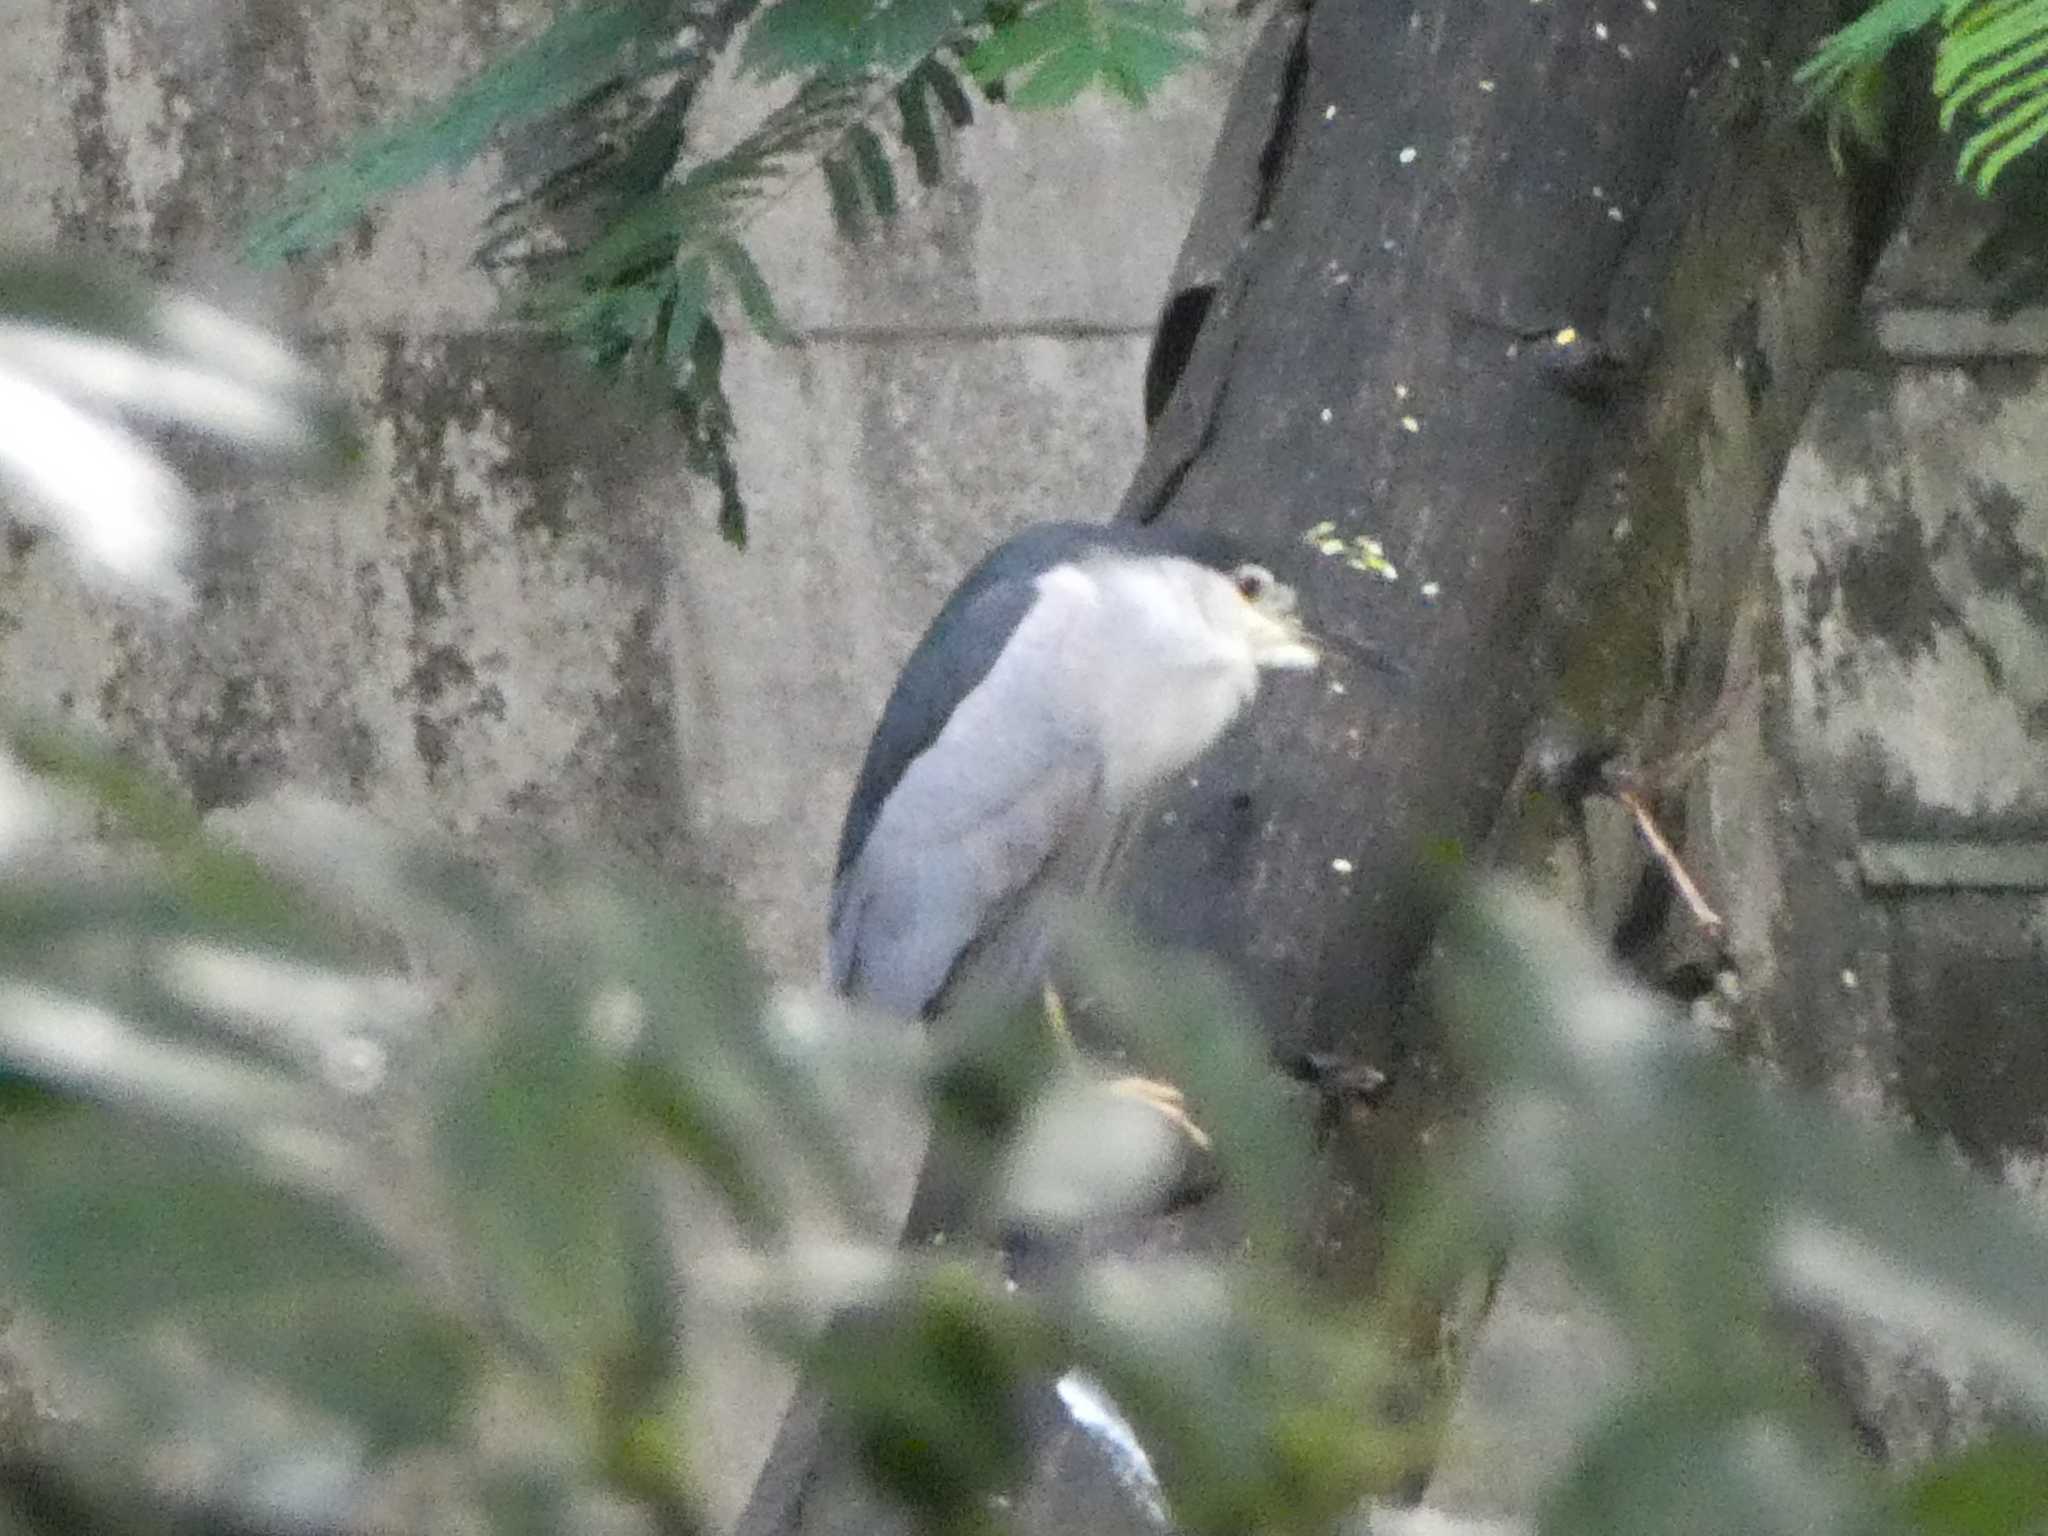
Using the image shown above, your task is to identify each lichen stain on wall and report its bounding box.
[358,332,691,855]
[1775,368,2048,829]
[10,0,1212,1004]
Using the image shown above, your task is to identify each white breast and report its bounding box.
[1032,558,1260,806]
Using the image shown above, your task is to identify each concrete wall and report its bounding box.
[1425,165,2048,1526]
[0,0,1246,987]
[1691,166,2048,1463]
[0,0,1246,1518]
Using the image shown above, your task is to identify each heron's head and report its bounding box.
[1110,545,1318,681]
[1204,557,1319,673]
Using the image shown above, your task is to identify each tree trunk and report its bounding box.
[1104,0,1921,1514]
[740,0,1926,1529]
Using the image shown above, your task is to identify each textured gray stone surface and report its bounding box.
[1691,165,2048,1461]
[0,0,1245,968]
[1737,318,2048,1458]
[0,0,1246,1520]
[1734,167,2048,1165]
[1423,162,2048,1518]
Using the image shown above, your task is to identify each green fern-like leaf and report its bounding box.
[921,53,979,126]
[523,74,875,300]
[245,1,682,264]
[742,0,976,79]
[1099,0,1202,103]
[504,69,914,543]
[1008,27,1104,107]
[847,125,901,216]
[504,73,893,545]
[1938,1,2048,124]
[240,0,1146,542]
[1958,92,2048,187]
[890,58,978,185]
[963,0,1079,82]
[965,0,1199,110]
[1795,0,1944,102]
[677,319,747,547]
[896,74,946,184]
[479,79,691,272]
[1803,0,2048,192]
[1940,0,2048,189]
[711,236,794,343]
[821,151,869,237]
[668,259,715,366]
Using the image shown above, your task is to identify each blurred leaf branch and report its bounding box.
[0,700,1423,1535]
[11,719,2048,1535]
[1422,883,2048,1536]
[0,266,1407,1536]
[13,277,2048,1536]
[0,253,356,602]
[11,723,2048,1536]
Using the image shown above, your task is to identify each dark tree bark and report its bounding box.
[1119,0,1901,1069]
[739,1,1924,1531]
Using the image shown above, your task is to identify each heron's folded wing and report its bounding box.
[829,573,1113,1017]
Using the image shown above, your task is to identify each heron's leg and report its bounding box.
[1043,984,1210,1149]
[1104,1075,1212,1150]
[1042,981,1074,1049]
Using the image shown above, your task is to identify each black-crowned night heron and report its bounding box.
[830,519,1316,1024]
[735,520,1314,1536]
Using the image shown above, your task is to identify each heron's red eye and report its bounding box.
[1234,566,1268,600]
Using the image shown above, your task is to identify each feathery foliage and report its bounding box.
[1940,0,2048,189]
[245,1,689,264]
[965,0,1202,108]
[1801,0,2048,193]
[247,0,1202,544]
[741,0,978,78]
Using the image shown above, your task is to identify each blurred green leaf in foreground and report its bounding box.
[1425,882,2048,1536]
[12,270,2048,1536]
[0,253,355,602]
[0,709,1412,1536]
[13,751,2048,1536]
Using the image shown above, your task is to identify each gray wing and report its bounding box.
[828,667,1113,1019]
